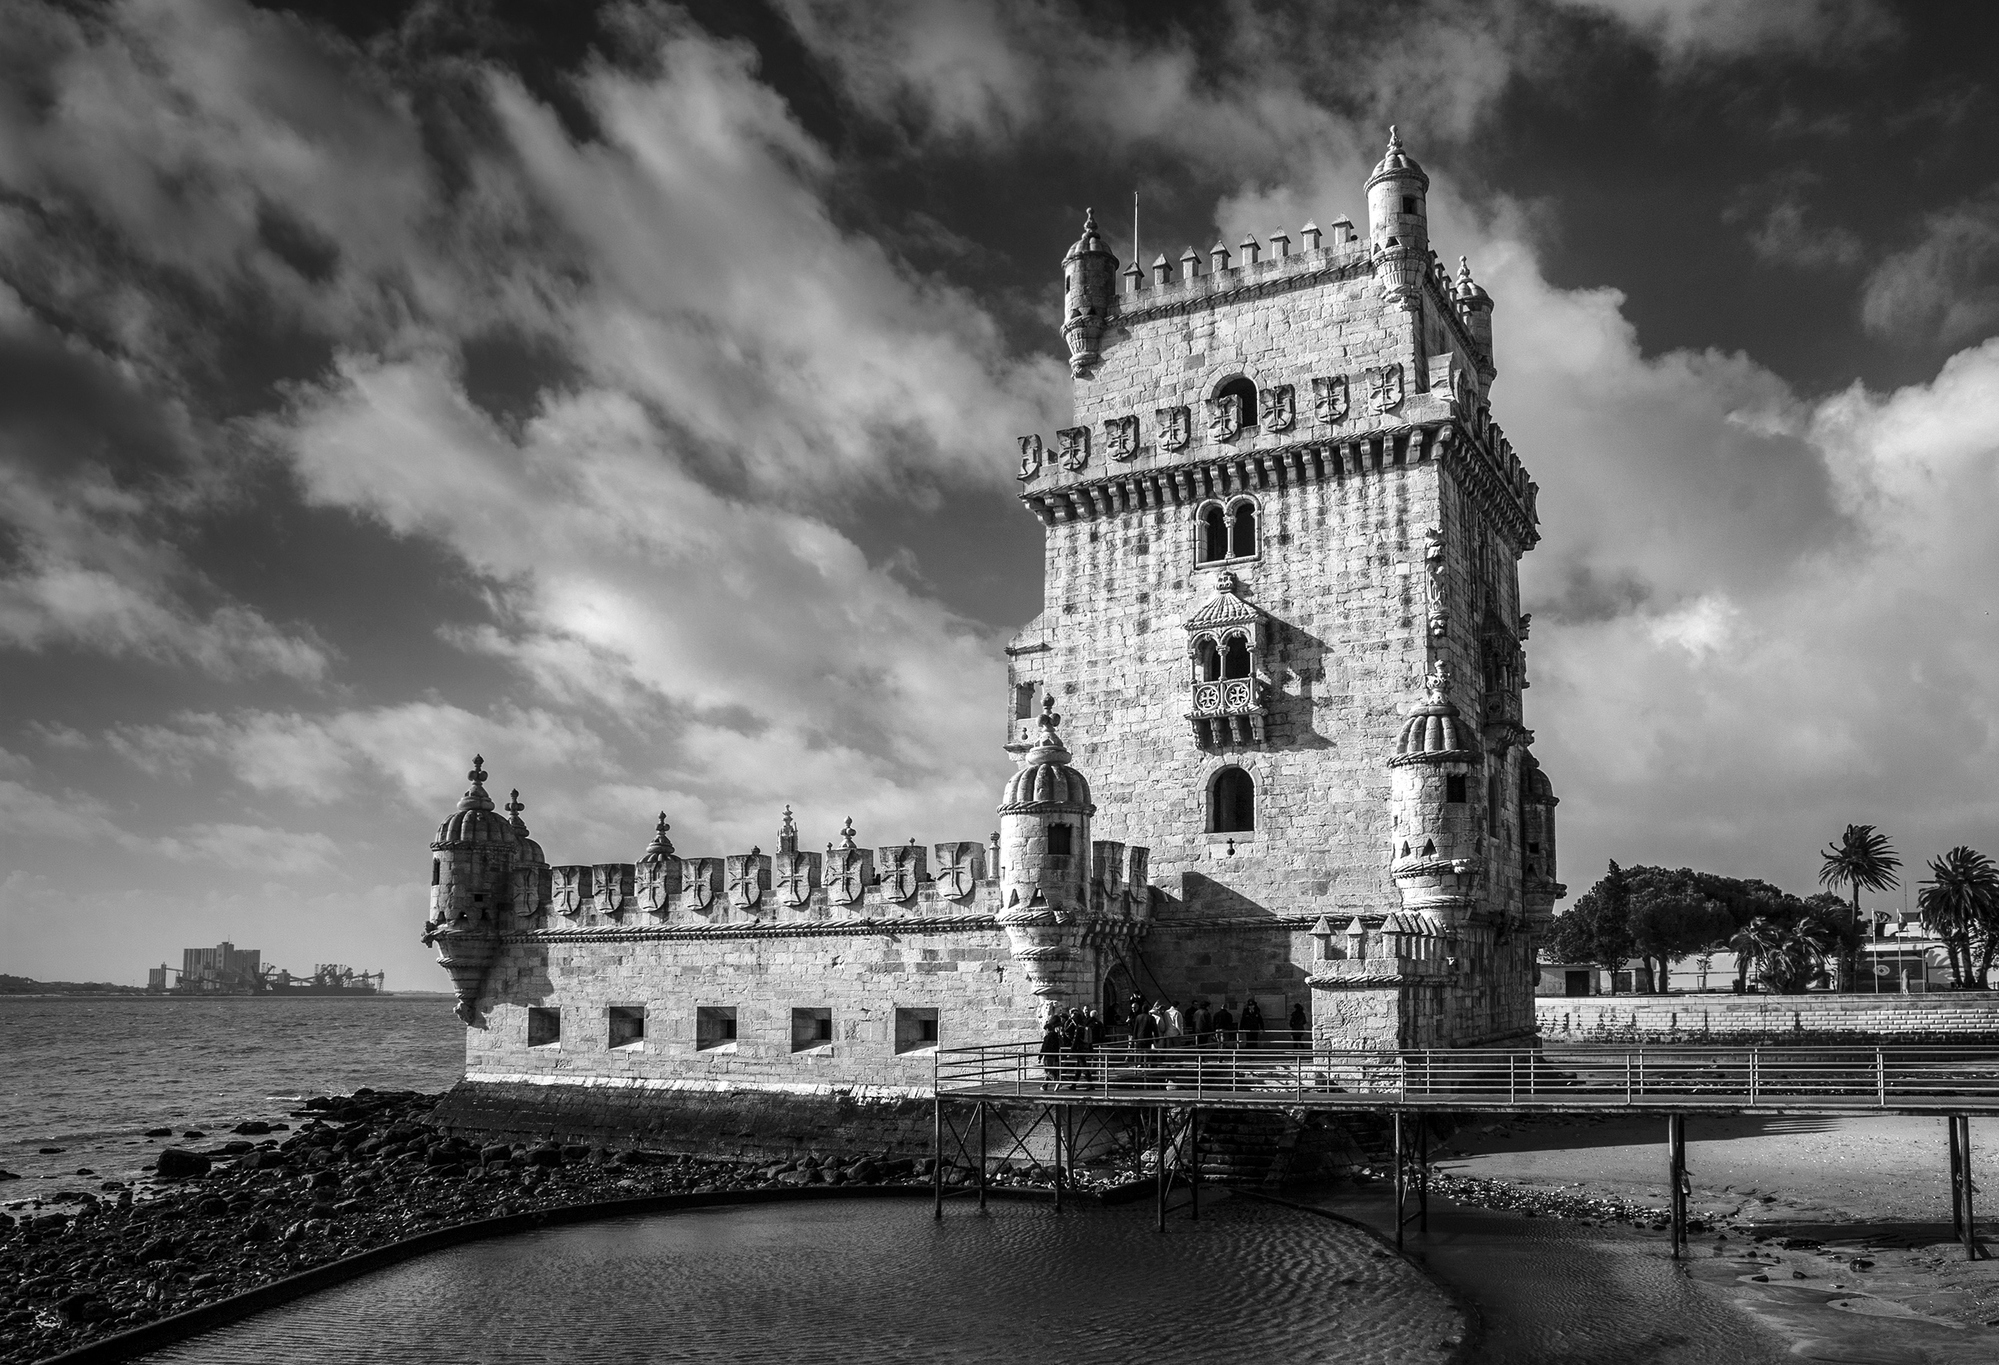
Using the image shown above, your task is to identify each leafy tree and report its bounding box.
[1819,825,1902,991]
[1623,866,1732,992]
[1547,862,1635,990]
[1753,913,1844,994]
[1918,847,1999,988]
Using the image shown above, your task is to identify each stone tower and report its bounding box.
[1006,131,1562,1048]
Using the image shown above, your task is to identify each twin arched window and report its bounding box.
[1210,767,1255,833]
[1193,633,1253,682]
[1196,498,1259,565]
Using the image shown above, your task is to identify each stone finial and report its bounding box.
[837,816,858,851]
[505,789,530,837]
[1210,240,1231,273]
[1122,260,1143,294]
[643,812,675,860]
[1424,659,1454,703]
[456,755,494,812]
[1329,214,1355,242]
[778,804,798,856]
[1180,245,1201,278]
[1300,221,1321,251]
[1152,252,1172,286]
[1270,228,1291,257]
[1238,233,1260,265]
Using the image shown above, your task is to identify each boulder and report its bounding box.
[234,1120,273,1135]
[144,1128,173,1138]
[155,1149,212,1179]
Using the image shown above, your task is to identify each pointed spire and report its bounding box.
[456,755,494,812]
[643,812,675,860]
[778,804,798,856]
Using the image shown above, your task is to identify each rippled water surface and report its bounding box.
[140,1197,1463,1365]
[1,997,462,1184]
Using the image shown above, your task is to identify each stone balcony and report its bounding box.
[1188,679,1266,745]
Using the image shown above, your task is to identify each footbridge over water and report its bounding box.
[930,1043,1999,1259]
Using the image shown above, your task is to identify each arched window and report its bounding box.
[1210,767,1254,833]
[1228,500,1258,558]
[431,859,441,886]
[1197,504,1228,563]
[1194,637,1221,682]
[1215,375,1258,430]
[1221,634,1251,679]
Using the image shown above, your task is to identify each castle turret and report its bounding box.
[1367,126,1430,262]
[996,697,1096,1019]
[1518,752,1563,933]
[426,756,514,1022]
[1060,209,1118,378]
[1454,255,1495,387]
[1386,665,1485,928]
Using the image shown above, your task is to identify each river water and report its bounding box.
[4,998,1844,1363]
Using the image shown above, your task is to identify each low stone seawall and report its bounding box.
[1536,993,1999,1044]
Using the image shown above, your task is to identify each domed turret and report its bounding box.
[1367,127,1430,310]
[425,756,515,1024]
[1454,255,1495,383]
[996,697,1098,1021]
[1061,209,1118,378]
[1518,752,1563,930]
[1386,665,1485,927]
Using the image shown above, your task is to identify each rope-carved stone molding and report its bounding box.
[503,914,1003,945]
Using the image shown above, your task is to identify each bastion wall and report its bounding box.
[1537,993,1999,1044]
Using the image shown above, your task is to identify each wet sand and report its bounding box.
[1428,1113,1999,1361]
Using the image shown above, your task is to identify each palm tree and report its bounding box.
[1919,848,1999,989]
[1819,825,1902,991]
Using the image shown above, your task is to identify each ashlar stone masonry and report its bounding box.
[422,133,1566,1142]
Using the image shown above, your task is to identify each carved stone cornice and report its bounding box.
[503,914,1003,944]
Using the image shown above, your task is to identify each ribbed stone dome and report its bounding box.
[1389,668,1479,766]
[433,757,515,847]
[1366,126,1429,190]
[999,701,1095,812]
[1519,753,1556,805]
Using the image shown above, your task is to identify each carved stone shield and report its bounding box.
[593,863,633,917]
[1103,414,1139,462]
[826,848,872,907]
[1122,845,1150,904]
[1056,426,1090,472]
[775,851,820,908]
[933,842,984,900]
[1370,363,1404,412]
[549,866,589,917]
[683,857,722,912]
[1093,840,1126,901]
[727,853,770,913]
[1155,405,1190,451]
[635,856,680,914]
[1312,374,1349,425]
[1207,393,1243,441]
[878,844,926,903]
[1260,384,1295,432]
[1016,434,1043,481]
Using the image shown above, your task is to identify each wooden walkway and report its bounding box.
[929,1043,1999,1259]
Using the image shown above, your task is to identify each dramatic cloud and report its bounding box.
[1861,194,1999,348]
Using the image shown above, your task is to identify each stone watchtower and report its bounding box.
[1007,131,1563,1048]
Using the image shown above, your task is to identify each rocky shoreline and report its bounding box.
[1,1089,1021,1364]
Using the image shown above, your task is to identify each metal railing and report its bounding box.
[934,1042,1999,1113]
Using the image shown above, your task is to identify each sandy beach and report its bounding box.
[1432,1113,1999,1361]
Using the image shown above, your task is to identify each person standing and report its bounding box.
[1241,997,1265,1049]
[1190,999,1213,1045]
[1288,1001,1308,1048]
[1040,1016,1064,1084]
[1165,1000,1186,1045]
[1212,1001,1236,1048]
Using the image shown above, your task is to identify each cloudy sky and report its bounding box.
[2,0,1995,987]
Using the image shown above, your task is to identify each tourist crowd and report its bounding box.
[1038,997,1313,1082]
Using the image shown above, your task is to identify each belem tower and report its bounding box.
[421,133,1564,1140]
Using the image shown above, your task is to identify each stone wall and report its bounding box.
[1537,993,1999,1044]
[467,922,1044,1091]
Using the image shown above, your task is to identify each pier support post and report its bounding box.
[1667,1114,1688,1260]
[1156,1107,1168,1234]
[1053,1104,1064,1213]
[1418,1113,1429,1233]
[1190,1107,1200,1221]
[1950,1114,1986,1261]
[933,1095,943,1220]
[977,1100,988,1214]
[1393,1110,1406,1252]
